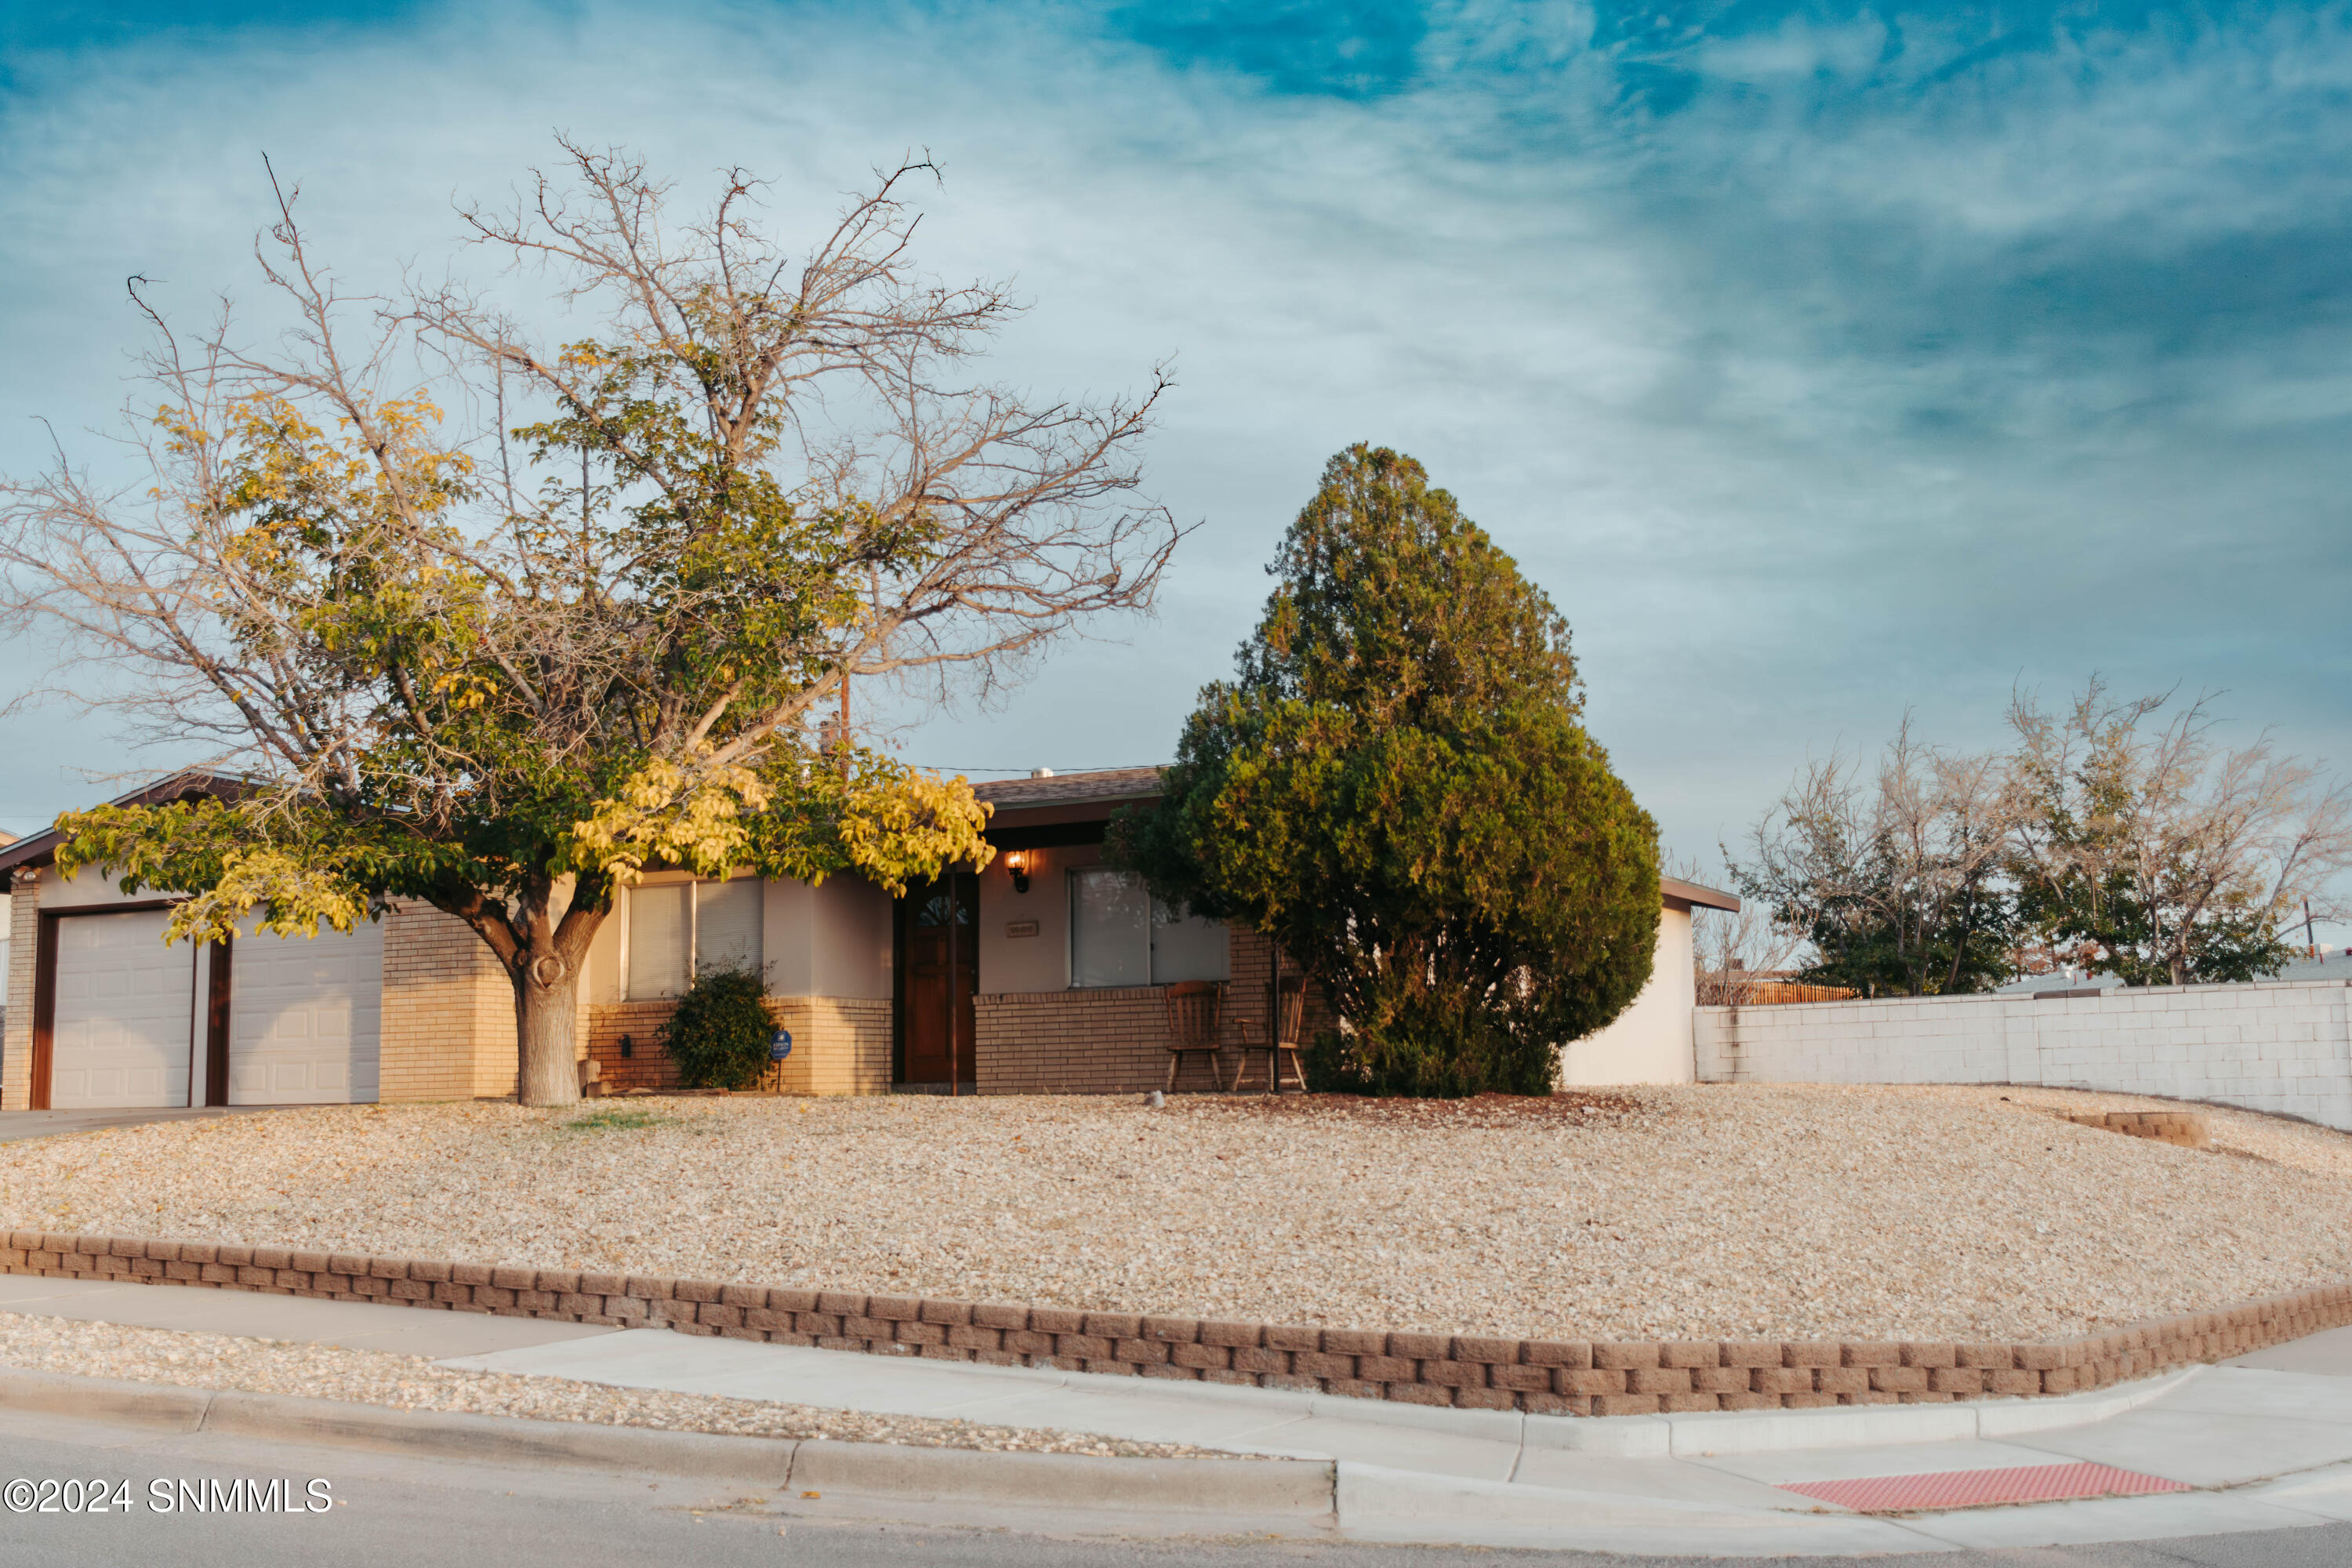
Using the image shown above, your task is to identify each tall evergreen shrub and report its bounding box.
[1114,445,1660,1096]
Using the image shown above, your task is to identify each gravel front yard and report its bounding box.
[0,1315,1231,1457]
[2,1083,2349,1344]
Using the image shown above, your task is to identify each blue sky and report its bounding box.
[2,0,2347,905]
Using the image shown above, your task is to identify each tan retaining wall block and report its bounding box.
[9,1229,2344,1417]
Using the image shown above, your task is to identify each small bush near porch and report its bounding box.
[662,970,777,1091]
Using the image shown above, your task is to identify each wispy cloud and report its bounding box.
[0,1,2345,891]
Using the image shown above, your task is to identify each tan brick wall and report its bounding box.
[11,1225,2347,1417]
[976,985,1178,1094]
[585,921,1300,1100]
[975,926,1297,1096]
[786,997,893,1096]
[586,1000,684,1093]
[587,995,892,1096]
[379,899,518,1103]
[2,871,38,1109]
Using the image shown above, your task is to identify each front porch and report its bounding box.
[577,768,1306,1098]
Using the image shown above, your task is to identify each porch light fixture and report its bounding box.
[1004,849,1033,894]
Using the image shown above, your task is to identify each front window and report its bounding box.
[1067,867,1227,988]
[626,877,763,1000]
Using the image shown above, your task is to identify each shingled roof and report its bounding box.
[969,768,1165,811]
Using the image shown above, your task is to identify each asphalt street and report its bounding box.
[0,1403,2348,1568]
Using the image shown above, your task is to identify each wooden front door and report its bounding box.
[896,873,977,1090]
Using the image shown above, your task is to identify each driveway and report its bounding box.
[0,1107,283,1145]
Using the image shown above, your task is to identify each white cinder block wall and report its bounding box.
[1696,979,2352,1130]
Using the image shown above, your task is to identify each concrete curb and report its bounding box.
[1535,1366,2202,1457]
[790,1440,1333,1514]
[0,1366,1336,1518]
[0,1366,213,1432]
[200,1390,805,1483]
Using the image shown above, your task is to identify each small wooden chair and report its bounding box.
[1163,980,1225,1092]
[1232,973,1309,1094]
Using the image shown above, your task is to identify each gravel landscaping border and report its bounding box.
[15,1087,2350,1345]
[5,1229,2345,1417]
[0,1311,1236,1457]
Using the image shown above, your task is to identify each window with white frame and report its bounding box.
[1067,866,1228,989]
[626,877,763,1000]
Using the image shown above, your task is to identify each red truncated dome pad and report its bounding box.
[1778,1462,2189,1513]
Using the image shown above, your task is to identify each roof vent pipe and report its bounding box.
[1029,767,1055,779]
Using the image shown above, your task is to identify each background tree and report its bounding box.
[1734,720,2019,997]
[1114,445,1658,1097]
[2008,680,2352,985]
[1675,856,1809,1006]
[0,143,1178,1105]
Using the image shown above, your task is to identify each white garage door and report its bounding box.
[51,910,195,1109]
[229,921,383,1104]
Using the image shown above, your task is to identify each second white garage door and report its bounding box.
[229,921,383,1104]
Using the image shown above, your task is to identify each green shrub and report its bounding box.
[663,967,776,1090]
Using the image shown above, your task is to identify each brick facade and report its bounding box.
[974,926,1297,1095]
[379,899,519,1102]
[1,864,1314,1105]
[6,1225,2344,1417]
[779,997,893,1096]
[586,1000,688,1093]
[586,996,892,1096]
[1,870,37,1109]
[975,985,1186,1094]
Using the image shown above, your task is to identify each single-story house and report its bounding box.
[0,768,1737,1109]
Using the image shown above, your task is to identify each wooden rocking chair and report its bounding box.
[1163,981,1225,1092]
[1232,973,1308,1094]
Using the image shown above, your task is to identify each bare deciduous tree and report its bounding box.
[0,142,1181,1104]
[1734,718,2023,997]
[1686,874,1810,1006]
[2009,680,2352,985]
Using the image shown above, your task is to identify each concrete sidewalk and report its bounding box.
[0,1272,613,1358]
[446,1326,2352,1552]
[11,1276,2352,1554]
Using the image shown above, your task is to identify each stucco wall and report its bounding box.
[1695,978,2352,1130]
[36,863,164,910]
[977,843,1098,996]
[795,877,893,1000]
[583,874,892,1005]
[1557,905,1695,1087]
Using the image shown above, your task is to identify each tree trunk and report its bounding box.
[514,952,583,1107]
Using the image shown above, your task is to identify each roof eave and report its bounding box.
[1661,876,1741,913]
[0,768,256,877]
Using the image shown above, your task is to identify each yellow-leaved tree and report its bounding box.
[0,144,1179,1104]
